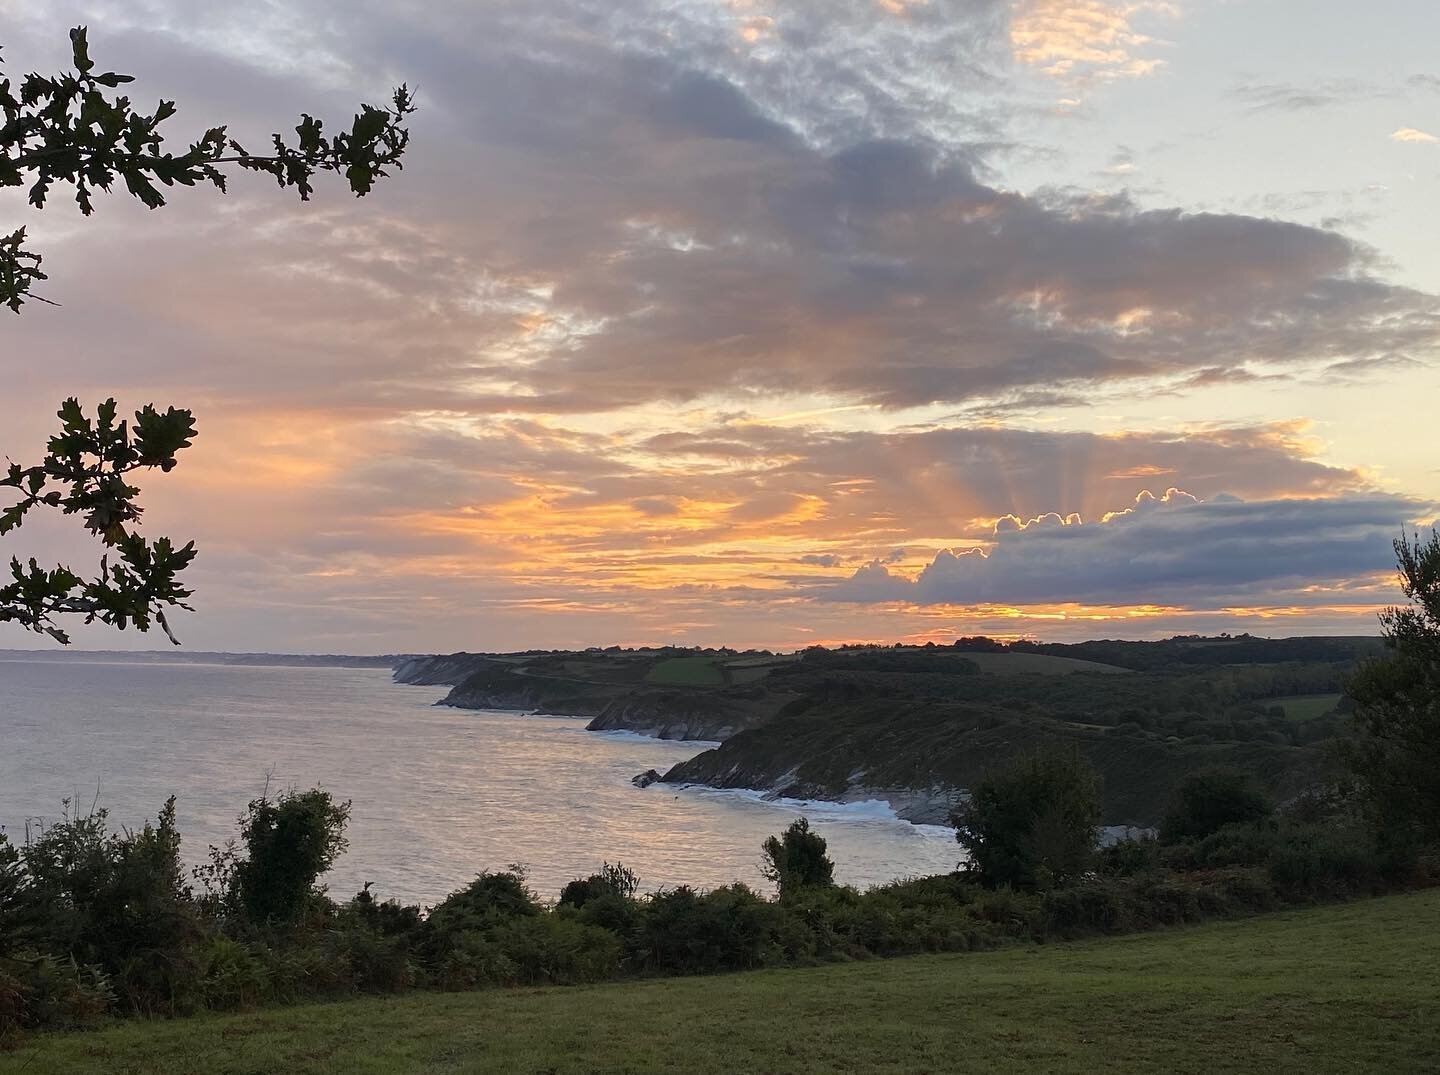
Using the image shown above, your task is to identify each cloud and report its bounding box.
[1010,1,1177,84]
[816,490,1424,606]
[2,1,1435,652]
[1230,79,1374,113]
[9,1,1435,426]
[1391,127,1438,144]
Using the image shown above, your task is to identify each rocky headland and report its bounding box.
[393,637,1374,828]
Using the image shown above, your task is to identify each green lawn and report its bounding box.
[1271,694,1342,722]
[645,656,727,686]
[7,891,1438,1074]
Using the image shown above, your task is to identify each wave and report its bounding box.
[665,783,955,838]
[589,728,722,749]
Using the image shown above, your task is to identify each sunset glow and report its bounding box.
[2,0,1437,653]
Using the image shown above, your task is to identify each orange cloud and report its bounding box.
[1011,1,1178,83]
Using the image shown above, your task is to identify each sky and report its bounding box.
[1,0,1437,654]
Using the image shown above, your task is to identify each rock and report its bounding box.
[632,769,663,789]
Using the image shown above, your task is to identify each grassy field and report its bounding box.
[1272,693,1342,722]
[959,650,1130,675]
[644,655,728,686]
[7,890,1438,1074]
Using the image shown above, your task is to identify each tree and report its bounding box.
[228,789,351,927]
[1345,529,1440,847]
[1159,768,1272,844]
[1,26,413,644]
[951,748,1101,890]
[760,817,834,898]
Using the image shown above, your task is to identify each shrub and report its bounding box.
[633,885,779,975]
[197,936,270,1010]
[0,834,25,957]
[18,798,204,1016]
[1042,881,1135,936]
[952,749,1101,890]
[425,871,542,954]
[0,952,114,1033]
[347,883,424,939]
[230,789,351,927]
[335,926,416,993]
[1160,769,1272,844]
[558,862,640,909]
[1266,823,1388,901]
[1162,821,1279,872]
[761,818,835,898]
[493,917,621,985]
[969,886,1042,933]
[573,890,644,941]
[1097,836,1163,878]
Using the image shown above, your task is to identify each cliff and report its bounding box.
[659,699,1327,827]
[395,649,796,739]
[393,653,497,686]
[391,641,1357,826]
[586,687,792,741]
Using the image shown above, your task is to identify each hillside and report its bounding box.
[394,636,1373,826]
[661,697,1323,825]
[8,889,1436,1073]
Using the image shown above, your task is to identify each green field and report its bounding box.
[1272,693,1342,722]
[645,656,727,686]
[8,890,1438,1074]
[959,650,1131,675]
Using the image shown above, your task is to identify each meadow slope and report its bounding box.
[5,889,1437,1074]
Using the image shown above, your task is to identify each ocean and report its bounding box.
[0,657,960,904]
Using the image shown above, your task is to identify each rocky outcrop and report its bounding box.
[442,680,613,716]
[393,653,496,686]
[585,688,786,742]
[659,697,1326,829]
[632,769,663,789]
[657,748,963,824]
[396,654,788,740]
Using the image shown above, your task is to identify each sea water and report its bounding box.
[0,658,960,904]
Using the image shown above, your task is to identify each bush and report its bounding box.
[425,871,542,954]
[0,834,25,957]
[0,952,114,1033]
[573,890,644,940]
[229,789,351,928]
[346,883,424,939]
[1042,881,1135,936]
[435,917,620,989]
[558,862,640,909]
[17,798,205,1016]
[952,749,1101,890]
[335,926,416,993]
[197,936,270,1010]
[1160,769,1272,844]
[1266,823,1389,901]
[761,818,835,898]
[1162,821,1279,872]
[1097,836,1163,878]
[633,885,779,975]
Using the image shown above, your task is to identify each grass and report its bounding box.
[1271,694,1342,722]
[7,890,1438,1074]
[960,651,1130,675]
[645,656,727,686]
